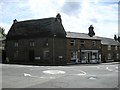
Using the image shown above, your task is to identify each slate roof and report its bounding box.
[99,37,119,45]
[66,32,119,45]
[6,17,66,40]
[66,32,101,40]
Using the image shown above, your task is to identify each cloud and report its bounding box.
[28,0,65,19]
[90,18,98,23]
[0,0,118,38]
[1,0,33,22]
[61,1,81,16]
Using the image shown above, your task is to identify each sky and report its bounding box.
[0,0,119,38]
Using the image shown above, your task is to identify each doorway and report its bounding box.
[29,50,34,62]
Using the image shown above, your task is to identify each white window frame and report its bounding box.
[108,45,111,50]
[92,41,96,46]
[70,40,75,46]
[81,40,85,47]
[117,53,119,59]
[71,51,77,60]
[115,46,118,50]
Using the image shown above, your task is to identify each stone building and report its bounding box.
[6,14,67,65]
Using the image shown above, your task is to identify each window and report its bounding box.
[70,40,75,46]
[14,50,18,58]
[92,41,96,46]
[81,52,85,60]
[117,53,119,59]
[43,50,49,58]
[115,46,118,50]
[30,41,35,47]
[108,45,111,50]
[71,51,76,59]
[14,42,18,47]
[81,40,85,47]
[108,53,111,59]
[92,52,97,59]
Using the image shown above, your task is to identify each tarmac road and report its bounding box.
[1,63,119,89]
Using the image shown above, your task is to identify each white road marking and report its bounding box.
[24,73,31,77]
[76,71,87,76]
[106,67,113,71]
[116,67,118,70]
[89,77,96,80]
[88,75,97,80]
[23,73,55,79]
[43,70,66,74]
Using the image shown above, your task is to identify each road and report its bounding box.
[1,63,119,89]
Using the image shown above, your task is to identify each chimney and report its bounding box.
[114,35,117,41]
[13,19,17,23]
[118,36,120,42]
[56,13,62,23]
[88,25,95,37]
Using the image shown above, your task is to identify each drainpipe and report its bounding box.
[53,34,56,65]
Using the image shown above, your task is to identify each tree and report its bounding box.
[0,27,6,37]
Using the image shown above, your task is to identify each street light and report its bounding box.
[53,34,56,65]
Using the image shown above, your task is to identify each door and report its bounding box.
[29,50,34,62]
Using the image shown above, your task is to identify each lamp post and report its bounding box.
[53,34,56,65]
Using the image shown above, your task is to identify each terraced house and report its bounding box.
[101,37,120,62]
[5,14,120,65]
[66,32,101,64]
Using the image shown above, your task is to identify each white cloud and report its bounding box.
[28,0,65,19]
[0,0,118,38]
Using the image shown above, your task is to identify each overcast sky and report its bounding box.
[0,0,119,38]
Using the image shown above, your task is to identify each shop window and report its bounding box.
[92,52,97,59]
[81,52,85,60]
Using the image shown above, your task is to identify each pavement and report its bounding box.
[1,62,119,89]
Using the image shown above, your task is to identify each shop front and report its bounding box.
[80,50,101,64]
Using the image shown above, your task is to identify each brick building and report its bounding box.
[101,37,120,62]
[66,32,101,64]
